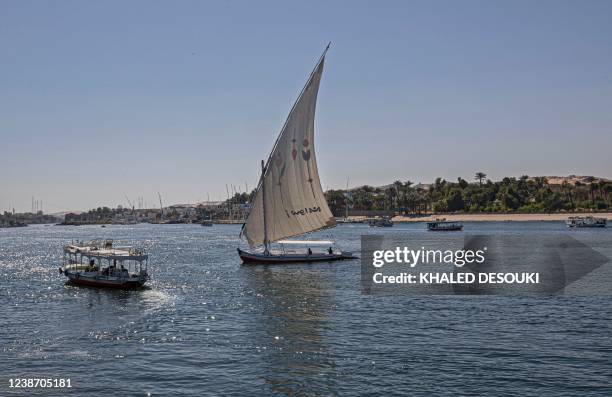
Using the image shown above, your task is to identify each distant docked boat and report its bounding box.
[336,217,365,224]
[427,219,463,231]
[59,239,149,288]
[0,221,27,228]
[566,216,607,228]
[200,213,214,226]
[238,44,356,264]
[368,217,394,227]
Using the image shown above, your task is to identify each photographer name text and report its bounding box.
[371,247,539,285]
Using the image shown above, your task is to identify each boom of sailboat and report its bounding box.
[237,44,356,264]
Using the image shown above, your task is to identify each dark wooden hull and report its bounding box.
[238,248,356,264]
[63,271,147,289]
[428,226,463,231]
[567,223,606,228]
[565,217,606,228]
[368,220,393,227]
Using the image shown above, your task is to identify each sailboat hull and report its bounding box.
[237,248,356,264]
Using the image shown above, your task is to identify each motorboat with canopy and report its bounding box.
[59,239,149,288]
[566,216,606,228]
[238,44,355,264]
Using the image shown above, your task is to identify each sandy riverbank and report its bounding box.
[347,213,612,223]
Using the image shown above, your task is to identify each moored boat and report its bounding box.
[566,216,606,228]
[427,219,463,231]
[59,239,149,288]
[368,217,394,227]
[238,44,356,264]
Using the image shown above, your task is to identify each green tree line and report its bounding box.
[325,173,612,215]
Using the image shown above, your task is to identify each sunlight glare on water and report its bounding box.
[1,222,611,396]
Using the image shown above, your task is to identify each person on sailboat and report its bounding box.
[307,248,312,256]
[328,247,333,255]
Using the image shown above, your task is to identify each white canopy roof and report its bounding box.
[277,240,334,245]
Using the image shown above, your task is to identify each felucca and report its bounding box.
[238,44,356,264]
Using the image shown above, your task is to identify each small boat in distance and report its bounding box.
[368,217,394,227]
[201,214,213,227]
[59,240,149,288]
[566,216,607,228]
[427,219,463,231]
[238,44,356,264]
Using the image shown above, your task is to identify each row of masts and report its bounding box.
[13,173,340,218]
[120,187,249,212]
[31,197,43,214]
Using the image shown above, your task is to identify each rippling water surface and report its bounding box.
[1,222,611,396]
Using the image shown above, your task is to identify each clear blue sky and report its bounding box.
[1,0,611,212]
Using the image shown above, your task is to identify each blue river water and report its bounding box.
[1,222,611,396]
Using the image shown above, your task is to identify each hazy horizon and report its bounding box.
[2,1,612,213]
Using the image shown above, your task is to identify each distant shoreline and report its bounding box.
[358,213,612,223]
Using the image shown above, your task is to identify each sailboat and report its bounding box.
[237,44,356,264]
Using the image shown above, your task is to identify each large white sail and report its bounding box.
[241,47,336,248]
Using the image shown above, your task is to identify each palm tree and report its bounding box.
[561,181,575,209]
[598,180,607,201]
[590,183,598,206]
[393,180,403,211]
[385,187,397,211]
[475,172,487,186]
[603,183,612,207]
[584,177,597,206]
[533,177,548,189]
